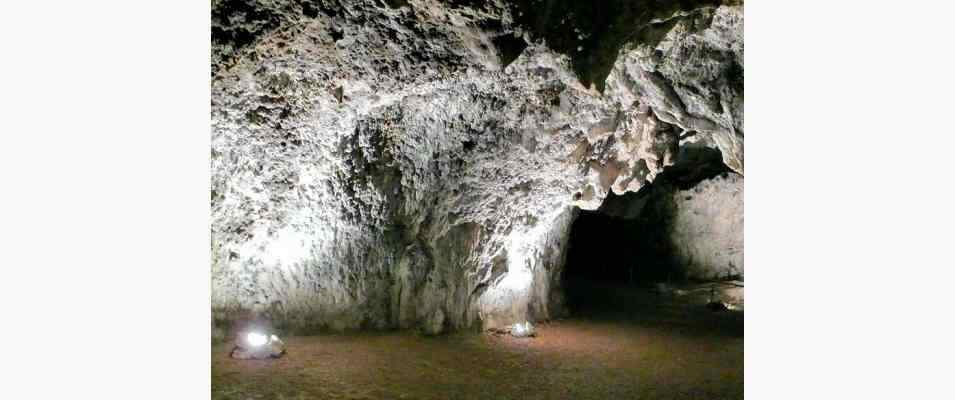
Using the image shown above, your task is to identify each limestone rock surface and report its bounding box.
[211,0,744,334]
[670,173,743,279]
[605,5,744,173]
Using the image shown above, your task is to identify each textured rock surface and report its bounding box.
[670,173,743,279]
[211,0,744,334]
[605,5,744,173]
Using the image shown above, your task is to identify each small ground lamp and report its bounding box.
[230,330,287,360]
[510,321,536,338]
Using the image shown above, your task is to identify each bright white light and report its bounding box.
[497,235,534,292]
[511,321,535,338]
[259,226,314,267]
[246,332,268,347]
[498,266,533,291]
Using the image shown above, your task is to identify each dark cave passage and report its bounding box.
[561,145,738,315]
[561,205,678,316]
[563,208,677,287]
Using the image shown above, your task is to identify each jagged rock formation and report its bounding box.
[211,0,743,334]
[604,3,744,173]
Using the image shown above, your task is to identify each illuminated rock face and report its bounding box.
[671,173,744,280]
[211,0,743,334]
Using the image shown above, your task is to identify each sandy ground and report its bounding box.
[212,283,743,399]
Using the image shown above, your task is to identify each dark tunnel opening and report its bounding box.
[563,207,676,286]
[561,144,737,315]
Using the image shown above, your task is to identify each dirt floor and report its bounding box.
[212,282,743,400]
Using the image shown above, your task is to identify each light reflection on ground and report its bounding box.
[212,284,742,400]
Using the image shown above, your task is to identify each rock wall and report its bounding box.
[211,0,743,334]
[605,3,744,173]
[670,173,744,279]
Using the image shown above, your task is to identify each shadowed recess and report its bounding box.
[509,0,728,92]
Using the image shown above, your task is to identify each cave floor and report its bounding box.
[212,285,743,400]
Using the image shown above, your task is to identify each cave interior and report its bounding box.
[211,0,745,398]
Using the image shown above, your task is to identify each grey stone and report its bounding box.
[211,1,744,334]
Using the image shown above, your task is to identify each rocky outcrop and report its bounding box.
[211,0,743,334]
[606,5,744,173]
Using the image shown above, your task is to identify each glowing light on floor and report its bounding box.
[247,332,268,347]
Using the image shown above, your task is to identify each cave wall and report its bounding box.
[604,3,744,173]
[211,0,743,334]
[670,173,743,279]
